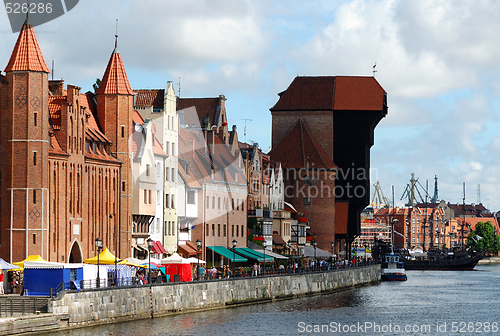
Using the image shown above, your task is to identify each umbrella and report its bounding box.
[0,258,20,270]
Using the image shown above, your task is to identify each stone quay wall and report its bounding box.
[50,265,380,327]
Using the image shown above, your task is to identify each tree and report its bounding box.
[466,221,500,254]
[92,78,101,93]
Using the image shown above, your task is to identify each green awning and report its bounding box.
[206,246,247,262]
[235,247,274,262]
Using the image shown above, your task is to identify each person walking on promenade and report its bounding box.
[252,263,258,276]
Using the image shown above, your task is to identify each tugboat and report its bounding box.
[381,253,407,281]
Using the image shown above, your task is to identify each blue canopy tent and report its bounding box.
[23,261,83,296]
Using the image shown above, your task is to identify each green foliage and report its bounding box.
[92,78,101,93]
[467,221,500,253]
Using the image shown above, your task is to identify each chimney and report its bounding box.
[49,80,64,96]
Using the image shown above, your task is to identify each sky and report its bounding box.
[1,0,500,211]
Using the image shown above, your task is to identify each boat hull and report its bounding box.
[401,254,482,271]
[381,273,407,281]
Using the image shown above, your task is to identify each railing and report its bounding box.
[0,297,49,316]
[47,261,377,297]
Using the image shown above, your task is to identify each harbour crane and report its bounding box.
[370,181,391,208]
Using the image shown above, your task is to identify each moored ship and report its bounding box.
[381,253,407,281]
[400,249,483,270]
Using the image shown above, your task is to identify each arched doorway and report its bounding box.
[69,240,83,263]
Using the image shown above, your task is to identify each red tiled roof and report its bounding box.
[134,89,164,108]
[132,110,144,124]
[48,95,65,130]
[4,19,49,73]
[270,76,386,112]
[96,50,134,95]
[153,136,167,157]
[269,118,337,169]
[178,98,220,127]
[335,201,349,235]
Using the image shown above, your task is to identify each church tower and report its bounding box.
[0,19,50,262]
[95,38,134,258]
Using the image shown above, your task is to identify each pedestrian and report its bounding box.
[0,271,4,295]
[252,263,258,276]
[199,265,206,280]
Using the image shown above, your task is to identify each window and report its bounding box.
[236,225,239,237]
[187,191,195,204]
[217,224,221,237]
[218,197,221,209]
[206,196,209,208]
[166,141,170,156]
[172,143,176,156]
[33,233,36,245]
[149,190,152,204]
[206,224,209,236]
[171,194,175,208]
[166,194,170,208]
[212,224,215,236]
[143,189,147,204]
[122,181,126,192]
[212,197,215,209]
[241,225,244,237]
[33,190,36,204]
[232,199,235,210]
[33,151,37,165]
[236,199,239,211]
[165,167,169,181]
[146,164,150,176]
[241,201,244,211]
[121,125,125,138]
[34,112,37,126]
[223,224,226,237]
[171,168,175,182]
[231,225,234,237]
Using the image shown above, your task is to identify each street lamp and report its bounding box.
[110,214,117,285]
[312,240,317,272]
[287,240,292,255]
[147,238,153,285]
[232,239,237,278]
[330,241,334,255]
[262,239,267,276]
[196,239,202,281]
[95,237,102,288]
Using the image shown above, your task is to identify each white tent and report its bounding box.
[161,253,190,264]
[186,257,206,264]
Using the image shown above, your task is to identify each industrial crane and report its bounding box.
[370,181,391,208]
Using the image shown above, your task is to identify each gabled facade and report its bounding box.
[0,20,133,263]
[134,82,178,255]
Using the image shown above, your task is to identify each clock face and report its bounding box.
[135,123,143,133]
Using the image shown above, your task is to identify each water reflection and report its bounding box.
[52,265,500,336]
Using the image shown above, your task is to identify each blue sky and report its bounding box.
[2,0,500,211]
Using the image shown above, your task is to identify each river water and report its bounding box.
[53,264,500,336]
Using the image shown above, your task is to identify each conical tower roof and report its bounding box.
[96,45,134,95]
[4,19,50,73]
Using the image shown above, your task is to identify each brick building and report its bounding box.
[270,76,387,252]
[0,20,133,263]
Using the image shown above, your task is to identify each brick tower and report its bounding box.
[0,19,50,262]
[95,38,134,258]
